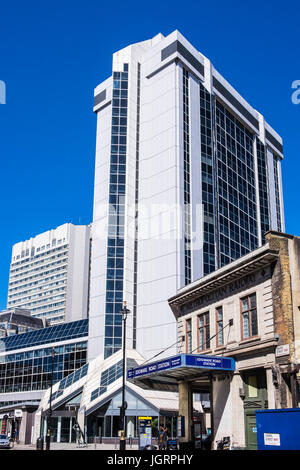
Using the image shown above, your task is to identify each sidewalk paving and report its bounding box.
[10,442,139,451]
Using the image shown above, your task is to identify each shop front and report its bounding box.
[0,403,38,444]
[85,387,178,441]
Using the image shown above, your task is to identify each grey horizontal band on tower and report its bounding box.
[161,40,205,78]
[265,130,283,155]
[213,77,259,131]
[94,89,106,108]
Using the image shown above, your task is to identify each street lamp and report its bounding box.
[45,346,55,451]
[119,301,130,451]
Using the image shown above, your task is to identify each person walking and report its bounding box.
[158,426,165,450]
[162,427,168,450]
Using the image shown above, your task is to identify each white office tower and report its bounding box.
[89,30,285,361]
[7,223,91,325]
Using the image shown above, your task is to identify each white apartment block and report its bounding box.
[7,223,91,325]
[89,30,285,362]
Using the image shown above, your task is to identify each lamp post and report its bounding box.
[45,346,55,451]
[119,301,130,451]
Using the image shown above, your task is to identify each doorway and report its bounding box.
[242,369,268,450]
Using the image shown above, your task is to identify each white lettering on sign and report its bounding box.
[157,361,170,370]
[264,433,280,446]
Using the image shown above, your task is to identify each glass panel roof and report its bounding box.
[1,319,88,352]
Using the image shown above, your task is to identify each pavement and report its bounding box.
[9,442,139,451]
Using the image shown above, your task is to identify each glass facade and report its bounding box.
[183,68,192,284]
[86,389,178,439]
[0,341,87,393]
[90,357,138,402]
[181,74,282,281]
[104,63,129,359]
[273,155,282,232]
[49,362,89,402]
[0,318,88,352]
[256,139,270,243]
[199,83,216,275]
[215,100,258,266]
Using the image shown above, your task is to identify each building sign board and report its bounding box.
[185,355,233,370]
[179,274,257,316]
[127,355,182,379]
[127,353,235,380]
[178,269,269,317]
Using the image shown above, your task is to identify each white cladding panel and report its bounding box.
[136,60,180,358]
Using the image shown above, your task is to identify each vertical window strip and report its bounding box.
[104,64,129,359]
[199,83,216,275]
[183,68,191,284]
[273,156,282,232]
[256,140,270,243]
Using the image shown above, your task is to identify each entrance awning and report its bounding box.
[127,353,235,391]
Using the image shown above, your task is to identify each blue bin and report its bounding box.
[256,408,300,450]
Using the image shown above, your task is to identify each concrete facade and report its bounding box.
[7,223,91,325]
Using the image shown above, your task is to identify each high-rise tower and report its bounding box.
[88,31,284,361]
[7,223,91,325]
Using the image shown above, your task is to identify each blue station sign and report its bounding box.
[127,353,235,380]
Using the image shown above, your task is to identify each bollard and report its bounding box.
[36,437,44,451]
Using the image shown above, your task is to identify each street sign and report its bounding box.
[275,344,290,357]
[14,409,23,418]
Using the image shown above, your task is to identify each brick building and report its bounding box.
[168,231,300,449]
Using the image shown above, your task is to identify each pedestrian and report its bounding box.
[158,426,165,450]
[162,427,168,450]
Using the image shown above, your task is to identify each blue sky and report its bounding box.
[0,0,299,309]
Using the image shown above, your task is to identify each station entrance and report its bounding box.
[127,352,235,450]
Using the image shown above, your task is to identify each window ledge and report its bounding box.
[193,349,213,355]
[215,345,226,352]
[239,336,261,346]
